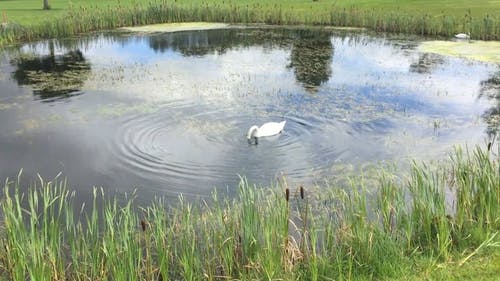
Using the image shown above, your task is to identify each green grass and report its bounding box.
[0,0,136,26]
[391,249,500,280]
[0,145,498,280]
[0,0,499,46]
[1,1,498,26]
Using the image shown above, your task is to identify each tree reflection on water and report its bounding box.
[409,53,445,74]
[147,28,334,92]
[11,42,91,102]
[288,30,333,93]
[479,71,500,137]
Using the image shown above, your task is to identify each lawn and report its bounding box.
[1,0,498,26]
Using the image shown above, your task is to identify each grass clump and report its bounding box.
[0,0,499,47]
[0,146,499,280]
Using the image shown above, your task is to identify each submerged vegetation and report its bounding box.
[0,146,498,280]
[0,0,499,47]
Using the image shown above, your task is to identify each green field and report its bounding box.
[0,0,498,46]
[1,0,498,26]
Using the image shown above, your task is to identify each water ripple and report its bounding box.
[108,100,353,192]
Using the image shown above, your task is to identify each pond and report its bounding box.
[0,27,498,202]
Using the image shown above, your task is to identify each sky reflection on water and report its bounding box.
[0,28,498,202]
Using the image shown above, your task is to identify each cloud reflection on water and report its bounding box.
[0,28,497,200]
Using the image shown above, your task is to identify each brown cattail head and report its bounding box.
[285,188,290,202]
[140,219,147,232]
[389,207,395,233]
[487,141,492,151]
[300,186,305,200]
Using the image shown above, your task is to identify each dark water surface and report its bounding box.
[0,27,498,202]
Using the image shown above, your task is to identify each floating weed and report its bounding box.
[419,40,500,64]
[120,22,229,33]
[0,102,16,111]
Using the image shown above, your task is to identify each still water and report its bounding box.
[0,27,498,202]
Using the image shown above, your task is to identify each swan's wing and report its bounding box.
[257,121,286,137]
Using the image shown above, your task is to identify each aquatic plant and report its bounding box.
[0,1,499,47]
[0,145,498,280]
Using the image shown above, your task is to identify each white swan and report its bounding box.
[247,121,286,140]
[454,33,470,39]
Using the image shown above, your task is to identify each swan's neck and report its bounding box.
[247,126,259,139]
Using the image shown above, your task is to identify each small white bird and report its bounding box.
[454,33,470,39]
[247,121,286,143]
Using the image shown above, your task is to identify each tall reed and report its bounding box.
[0,145,498,280]
[0,1,499,47]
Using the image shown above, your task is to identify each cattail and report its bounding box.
[140,219,147,232]
[389,207,395,233]
[285,188,290,202]
[221,212,227,224]
[300,186,305,200]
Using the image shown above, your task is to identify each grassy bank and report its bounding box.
[0,146,498,280]
[0,0,499,47]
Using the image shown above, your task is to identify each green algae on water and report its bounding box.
[120,22,230,33]
[419,40,500,63]
[97,103,160,118]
